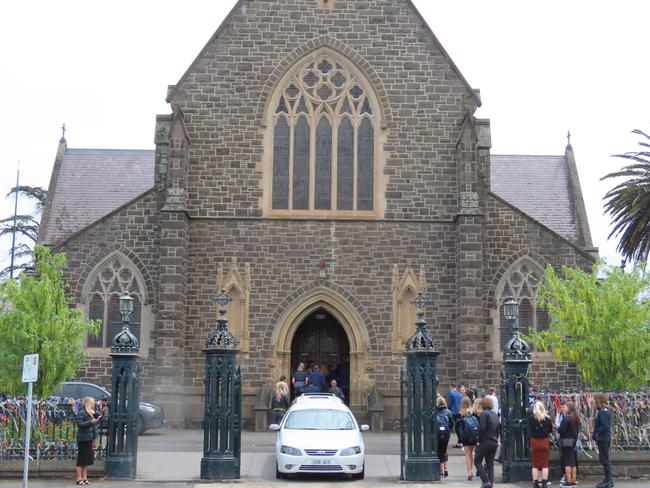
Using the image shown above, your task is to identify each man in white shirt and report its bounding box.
[486,386,499,416]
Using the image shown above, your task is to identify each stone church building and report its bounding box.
[39,0,596,428]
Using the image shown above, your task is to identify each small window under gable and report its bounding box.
[265,49,382,218]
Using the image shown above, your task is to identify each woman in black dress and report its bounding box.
[558,402,581,488]
[75,397,101,485]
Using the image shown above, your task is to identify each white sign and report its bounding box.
[22,354,39,383]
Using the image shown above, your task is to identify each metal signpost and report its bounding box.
[21,353,39,488]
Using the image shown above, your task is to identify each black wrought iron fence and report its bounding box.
[0,397,108,461]
[529,390,650,451]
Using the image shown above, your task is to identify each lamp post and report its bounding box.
[500,296,532,483]
[106,292,140,479]
[201,290,241,480]
[400,292,441,481]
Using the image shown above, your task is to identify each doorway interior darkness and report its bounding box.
[290,308,350,402]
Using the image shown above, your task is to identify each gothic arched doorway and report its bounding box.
[290,309,350,402]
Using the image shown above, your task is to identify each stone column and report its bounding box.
[153,112,191,426]
[455,115,491,387]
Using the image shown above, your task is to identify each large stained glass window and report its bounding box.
[271,55,378,213]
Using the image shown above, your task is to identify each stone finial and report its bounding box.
[60,123,66,143]
[567,130,571,147]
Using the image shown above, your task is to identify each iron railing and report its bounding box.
[0,397,108,461]
[530,390,650,451]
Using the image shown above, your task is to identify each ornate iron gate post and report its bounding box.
[400,293,440,481]
[106,293,140,479]
[500,297,532,483]
[200,290,241,480]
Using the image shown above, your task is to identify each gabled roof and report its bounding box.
[490,152,591,246]
[39,143,155,245]
[167,0,482,108]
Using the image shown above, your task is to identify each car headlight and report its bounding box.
[340,446,361,456]
[140,405,156,412]
[280,445,302,456]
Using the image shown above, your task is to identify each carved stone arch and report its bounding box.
[75,246,154,305]
[257,36,392,128]
[261,43,389,218]
[489,253,548,357]
[391,264,426,354]
[267,283,374,409]
[488,250,547,308]
[76,248,155,357]
[216,258,251,354]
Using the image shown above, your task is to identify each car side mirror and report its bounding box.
[269,424,280,431]
[360,424,370,432]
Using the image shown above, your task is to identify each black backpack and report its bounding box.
[437,412,450,435]
[461,414,480,444]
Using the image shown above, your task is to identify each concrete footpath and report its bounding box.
[0,430,647,488]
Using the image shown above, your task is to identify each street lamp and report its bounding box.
[502,296,519,323]
[119,292,134,322]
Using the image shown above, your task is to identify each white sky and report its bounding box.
[1,0,649,273]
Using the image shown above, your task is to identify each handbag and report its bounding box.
[560,437,575,448]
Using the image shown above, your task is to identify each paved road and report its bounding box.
[1,429,648,487]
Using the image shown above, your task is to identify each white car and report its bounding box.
[269,393,369,479]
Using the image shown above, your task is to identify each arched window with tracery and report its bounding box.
[497,258,551,350]
[267,51,381,216]
[85,256,144,349]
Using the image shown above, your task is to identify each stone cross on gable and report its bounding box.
[316,0,336,12]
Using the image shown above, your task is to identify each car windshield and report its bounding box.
[284,409,355,430]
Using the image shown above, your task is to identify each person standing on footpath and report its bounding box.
[558,402,581,488]
[485,386,500,416]
[457,396,479,480]
[528,400,553,488]
[75,397,101,485]
[270,376,290,424]
[436,395,454,478]
[447,383,463,447]
[474,397,500,488]
[593,393,613,488]
[328,379,345,401]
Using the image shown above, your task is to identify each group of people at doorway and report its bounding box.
[443,385,613,488]
[291,361,348,399]
[270,362,349,424]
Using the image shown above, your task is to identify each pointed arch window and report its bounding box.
[498,259,550,350]
[269,54,380,215]
[86,257,143,348]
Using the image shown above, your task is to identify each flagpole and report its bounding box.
[9,162,19,279]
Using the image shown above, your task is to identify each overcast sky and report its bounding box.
[1,0,649,274]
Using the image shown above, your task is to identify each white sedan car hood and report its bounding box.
[280,428,362,450]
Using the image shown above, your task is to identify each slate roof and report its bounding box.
[490,154,582,244]
[39,147,155,244]
[39,144,587,249]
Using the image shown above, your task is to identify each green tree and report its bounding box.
[602,129,650,265]
[0,185,47,278]
[527,261,650,391]
[0,245,98,397]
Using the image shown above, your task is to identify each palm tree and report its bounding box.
[0,185,47,278]
[602,130,650,265]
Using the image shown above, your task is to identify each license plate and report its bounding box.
[311,459,331,465]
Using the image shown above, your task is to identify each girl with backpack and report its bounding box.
[436,396,454,477]
[456,396,479,481]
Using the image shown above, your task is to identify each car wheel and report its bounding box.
[275,463,285,479]
[352,465,364,480]
[137,415,145,436]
